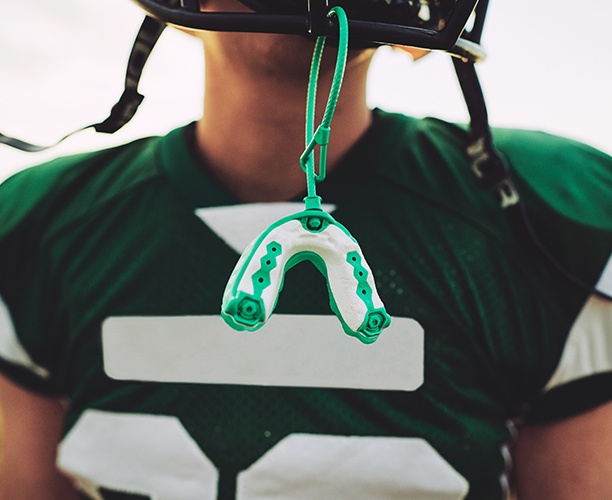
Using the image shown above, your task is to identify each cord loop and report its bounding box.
[299,6,349,203]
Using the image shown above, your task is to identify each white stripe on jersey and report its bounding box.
[596,253,612,296]
[102,314,424,392]
[0,294,49,378]
[545,293,612,391]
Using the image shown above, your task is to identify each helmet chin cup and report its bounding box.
[221,209,391,344]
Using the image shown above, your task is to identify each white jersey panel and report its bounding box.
[57,410,218,500]
[237,434,469,500]
[595,253,612,296]
[0,294,49,378]
[59,411,469,500]
[545,294,612,391]
[102,314,424,391]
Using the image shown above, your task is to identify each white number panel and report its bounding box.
[58,410,468,500]
[57,410,218,500]
[238,433,468,500]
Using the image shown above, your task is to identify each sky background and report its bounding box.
[0,0,610,181]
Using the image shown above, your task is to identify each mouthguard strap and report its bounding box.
[300,6,349,209]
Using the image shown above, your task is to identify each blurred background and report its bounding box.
[0,0,611,181]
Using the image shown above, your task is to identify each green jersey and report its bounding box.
[1,110,611,499]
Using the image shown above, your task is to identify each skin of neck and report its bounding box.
[191,16,377,202]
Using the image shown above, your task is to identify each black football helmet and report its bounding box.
[131,0,486,58]
[0,0,488,152]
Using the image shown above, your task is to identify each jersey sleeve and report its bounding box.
[0,160,83,395]
[495,129,612,423]
[0,169,55,393]
[526,294,612,423]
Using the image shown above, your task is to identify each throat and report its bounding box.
[193,102,373,203]
[194,115,310,203]
[193,47,374,203]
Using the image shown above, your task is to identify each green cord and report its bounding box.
[300,6,349,210]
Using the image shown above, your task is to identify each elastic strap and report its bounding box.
[453,55,612,301]
[0,16,165,153]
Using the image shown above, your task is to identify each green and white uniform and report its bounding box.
[1,110,611,499]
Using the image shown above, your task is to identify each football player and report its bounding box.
[0,1,611,499]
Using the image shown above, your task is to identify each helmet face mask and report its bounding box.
[0,0,487,153]
[235,0,456,32]
[132,0,481,52]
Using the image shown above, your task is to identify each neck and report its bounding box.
[194,37,375,202]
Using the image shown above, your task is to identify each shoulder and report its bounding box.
[0,134,163,242]
[497,129,612,292]
[374,110,467,156]
[371,111,488,212]
[491,131,612,418]
[384,111,612,280]
[493,128,612,228]
[389,112,612,207]
[0,132,172,394]
[376,110,612,206]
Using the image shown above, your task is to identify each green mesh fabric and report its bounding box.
[1,109,611,499]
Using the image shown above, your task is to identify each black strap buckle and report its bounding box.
[307,0,330,36]
[466,136,520,208]
[0,16,164,152]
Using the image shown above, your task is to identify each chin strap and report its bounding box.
[0,16,165,153]
[221,6,391,343]
[452,25,612,301]
[452,58,520,209]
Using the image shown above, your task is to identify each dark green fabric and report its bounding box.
[0,109,610,499]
